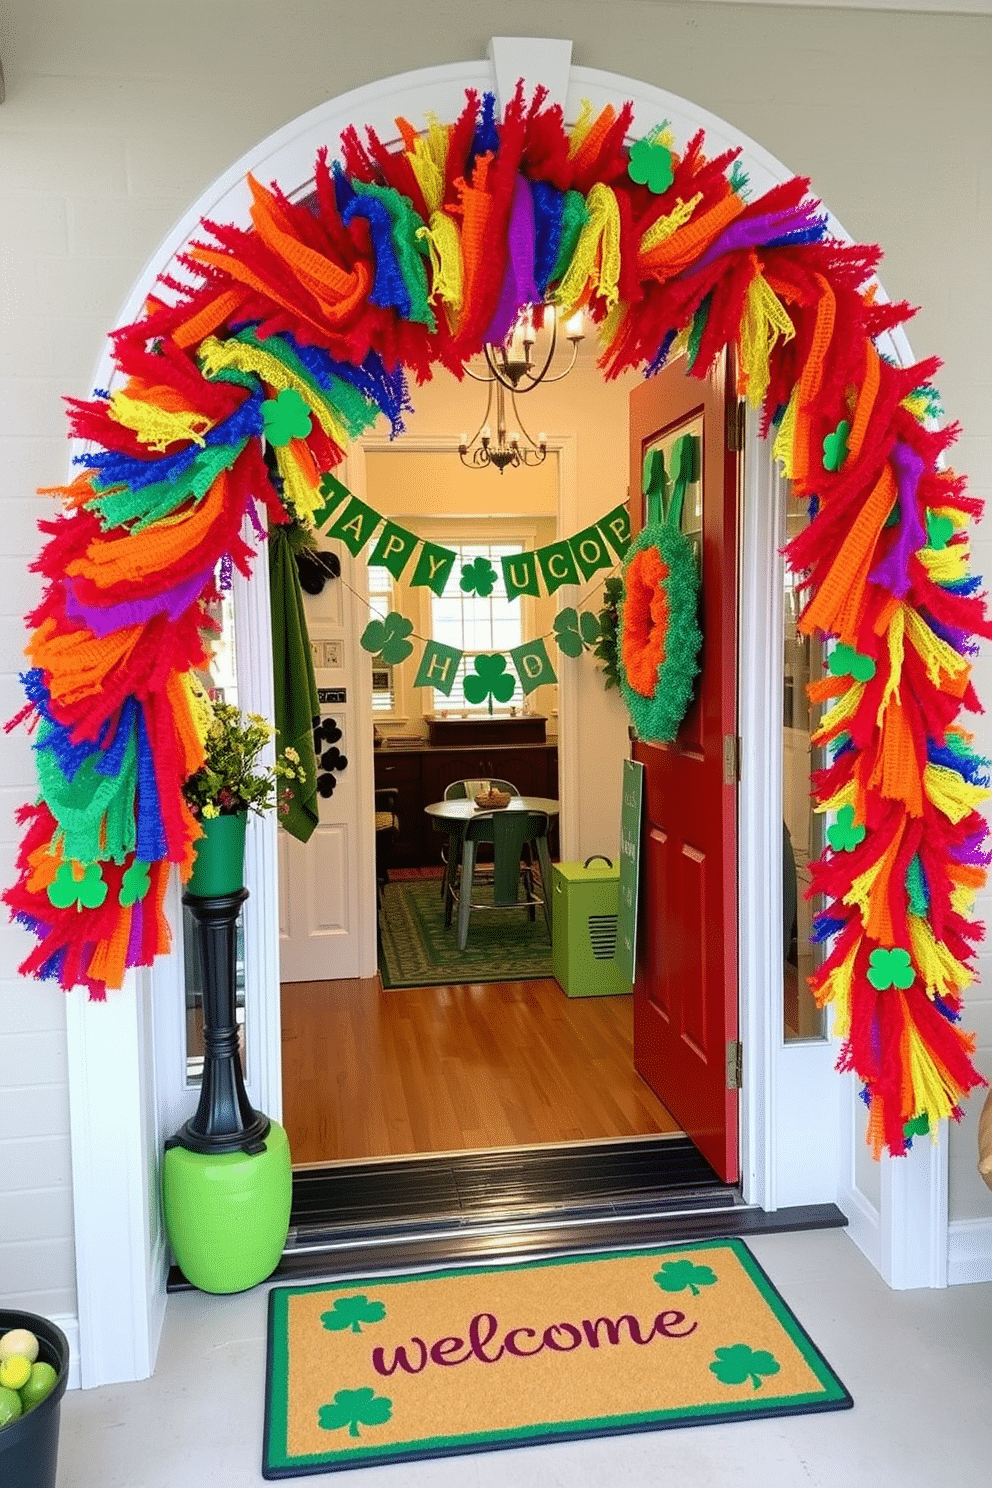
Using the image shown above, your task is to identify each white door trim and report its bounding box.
[65,36,948,1386]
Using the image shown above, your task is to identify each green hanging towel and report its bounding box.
[268,522,320,843]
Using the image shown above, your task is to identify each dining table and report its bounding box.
[424,795,560,934]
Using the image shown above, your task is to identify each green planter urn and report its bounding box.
[162,813,292,1293]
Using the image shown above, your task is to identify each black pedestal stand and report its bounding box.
[165,888,269,1157]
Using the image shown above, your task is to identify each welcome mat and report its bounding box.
[263,1238,851,1476]
[377,876,553,988]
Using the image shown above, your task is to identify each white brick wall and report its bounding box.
[1,1,990,1329]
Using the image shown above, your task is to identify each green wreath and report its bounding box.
[618,437,702,742]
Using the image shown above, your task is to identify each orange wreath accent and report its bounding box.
[621,545,670,697]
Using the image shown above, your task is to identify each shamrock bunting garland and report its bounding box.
[5,81,990,1163]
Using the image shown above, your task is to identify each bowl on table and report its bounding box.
[474,789,511,810]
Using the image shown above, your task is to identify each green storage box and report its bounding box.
[551,856,630,997]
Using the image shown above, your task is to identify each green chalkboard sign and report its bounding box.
[616,757,645,985]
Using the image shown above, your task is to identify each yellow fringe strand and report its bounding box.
[923,763,991,824]
[417,210,463,319]
[877,604,906,722]
[108,391,211,453]
[815,936,859,1040]
[639,193,702,256]
[553,183,622,315]
[738,272,795,411]
[907,914,973,1000]
[405,112,448,213]
[197,336,351,452]
[772,386,799,480]
[903,608,970,688]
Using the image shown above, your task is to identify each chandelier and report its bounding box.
[458,305,584,473]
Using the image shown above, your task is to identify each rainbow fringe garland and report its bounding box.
[5,84,989,1157]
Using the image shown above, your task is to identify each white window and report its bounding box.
[367,564,396,714]
[430,542,524,713]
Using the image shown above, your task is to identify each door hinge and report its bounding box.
[722,734,740,786]
[726,398,745,453]
[726,1039,743,1091]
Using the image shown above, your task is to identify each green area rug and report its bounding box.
[263,1237,852,1477]
[377,876,553,988]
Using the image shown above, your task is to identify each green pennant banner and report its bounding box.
[411,541,457,597]
[313,471,352,531]
[501,551,541,601]
[413,640,463,696]
[569,524,613,581]
[510,638,557,694]
[537,541,580,594]
[598,503,632,559]
[370,521,419,580]
[328,495,381,557]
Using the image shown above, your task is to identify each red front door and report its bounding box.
[629,352,740,1182]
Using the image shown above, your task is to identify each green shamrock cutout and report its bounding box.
[318,1387,392,1439]
[826,804,865,854]
[828,642,876,683]
[48,861,108,911]
[653,1259,718,1296]
[119,859,151,908]
[463,654,516,707]
[628,133,674,194]
[867,946,915,991]
[904,1112,930,1139]
[822,419,851,472]
[261,387,312,446]
[710,1344,781,1391]
[320,1295,387,1335]
[460,556,498,598]
[553,607,602,658]
[925,510,954,550]
[360,613,414,665]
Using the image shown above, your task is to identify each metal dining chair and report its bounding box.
[438,778,522,897]
[447,808,550,951]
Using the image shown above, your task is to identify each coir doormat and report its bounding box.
[377,876,553,988]
[263,1238,851,1477]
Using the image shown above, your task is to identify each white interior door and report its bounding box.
[278,536,372,982]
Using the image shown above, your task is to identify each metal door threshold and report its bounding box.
[166,1135,847,1291]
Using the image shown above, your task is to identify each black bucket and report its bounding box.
[0,1309,70,1488]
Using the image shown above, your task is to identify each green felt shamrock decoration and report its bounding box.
[826,804,865,854]
[828,642,876,683]
[822,419,851,472]
[48,861,108,911]
[261,387,312,446]
[653,1259,718,1296]
[119,859,151,908]
[553,607,602,658]
[628,131,674,194]
[360,613,414,666]
[925,510,954,550]
[460,556,498,598]
[867,946,915,991]
[320,1295,387,1335]
[318,1387,392,1439]
[709,1344,781,1391]
[904,1113,930,1139]
[463,654,515,708]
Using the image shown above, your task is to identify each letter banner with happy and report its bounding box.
[511,639,557,695]
[370,521,419,579]
[413,640,463,695]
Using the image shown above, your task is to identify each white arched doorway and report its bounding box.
[65,37,949,1388]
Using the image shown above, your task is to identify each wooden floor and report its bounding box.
[280,975,680,1166]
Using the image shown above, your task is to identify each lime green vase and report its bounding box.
[187,812,247,897]
[162,1123,292,1293]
